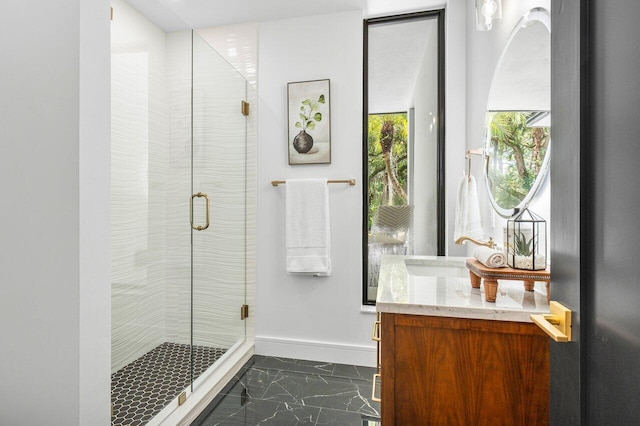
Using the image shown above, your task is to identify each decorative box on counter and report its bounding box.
[506,205,547,270]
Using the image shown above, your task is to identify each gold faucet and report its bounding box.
[455,236,496,249]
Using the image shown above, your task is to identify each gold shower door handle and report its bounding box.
[190,192,210,231]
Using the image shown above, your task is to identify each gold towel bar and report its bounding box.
[465,148,483,180]
[271,179,356,187]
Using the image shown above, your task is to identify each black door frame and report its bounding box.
[552,0,640,423]
[362,10,446,305]
[550,0,589,423]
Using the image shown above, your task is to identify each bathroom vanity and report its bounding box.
[374,256,550,425]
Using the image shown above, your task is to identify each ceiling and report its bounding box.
[124,0,445,32]
[122,0,446,112]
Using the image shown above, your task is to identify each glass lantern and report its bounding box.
[506,206,547,270]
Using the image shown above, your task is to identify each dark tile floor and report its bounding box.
[191,356,381,426]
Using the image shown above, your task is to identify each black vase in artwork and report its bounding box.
[293,130,313,153]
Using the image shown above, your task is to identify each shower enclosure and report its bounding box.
[111,1,252,423]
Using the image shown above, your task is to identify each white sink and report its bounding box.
[404,257,468,278]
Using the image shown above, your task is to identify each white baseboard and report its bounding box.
[255,335,377,367]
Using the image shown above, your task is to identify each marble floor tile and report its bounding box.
[316,407,380,425]
[261,371,380,417]
[251,355,377,381]
[197,395,320,426]
[331,363,377,381]
[252,356,335,376]
[222,366,280,399]
[191,356,381,426]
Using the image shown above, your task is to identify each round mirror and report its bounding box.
[484,8,551,217]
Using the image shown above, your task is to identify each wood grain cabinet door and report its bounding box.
[381,313,549,425]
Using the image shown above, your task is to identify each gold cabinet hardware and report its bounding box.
[372,373,381,403]
[190,192,210,231]
[371,320,381,342]
[375,312,382,371]
[530,301,572,342]
[241,101,250,116]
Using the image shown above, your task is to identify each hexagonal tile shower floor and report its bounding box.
[111,342,226,426]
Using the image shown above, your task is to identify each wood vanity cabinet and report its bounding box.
[380,313,549,425]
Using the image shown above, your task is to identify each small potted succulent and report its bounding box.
[506,206,547,270]
[292,94,325,153]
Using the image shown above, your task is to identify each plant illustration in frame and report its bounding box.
[287,79,331,165]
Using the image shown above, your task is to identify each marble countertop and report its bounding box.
[375,255,550,323]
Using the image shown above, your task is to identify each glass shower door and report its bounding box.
[190,31,248,386]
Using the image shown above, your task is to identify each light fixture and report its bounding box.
[476,0,502,31]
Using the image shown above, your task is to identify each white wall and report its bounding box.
[0,0,111,424]
[256,3,467,366]
[464,0,551,250]
[256,10,376,366]
[445,0,470,256]
[253,0,549,369]
[79,1,111,423]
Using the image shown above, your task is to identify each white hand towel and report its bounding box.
[473,247,507,268]
[454,174,484,242]
[285,178,331,276]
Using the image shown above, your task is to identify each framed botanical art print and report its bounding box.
[287,79,331,165]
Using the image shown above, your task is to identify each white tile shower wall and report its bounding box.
[112,2,256,374]
[163,29,193,347]
[164,32,254,350]
[196,23,259,348]
[196,25,259,87]
[191,32,248,348]
[111,0,169,373]
[246,81,257,349]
